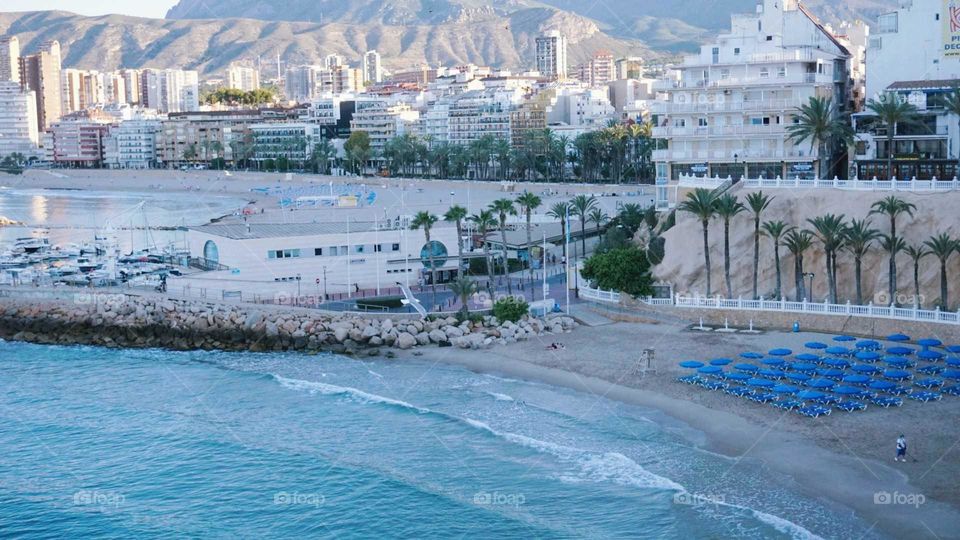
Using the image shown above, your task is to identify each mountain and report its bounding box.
[0,9,651,77]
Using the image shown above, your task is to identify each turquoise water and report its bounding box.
[0,341,876,538]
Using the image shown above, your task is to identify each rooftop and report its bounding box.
[191,221,452,240]
[887,79,960,91]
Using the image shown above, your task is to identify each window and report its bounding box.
[734,47,740,55]
[329,246,338,256]
[698,118,708,127]
[766,35,773,41]
[712,47,719,64]
[374,244,382,252]
[721,69,730,80]
[392,243,401,251]
[759,68,769,79]
[269,249,300,259]
[354,244,365,254]
[314,248,323,256]
[777,67,786,78]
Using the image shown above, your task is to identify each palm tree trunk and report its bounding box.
[456,221,464,278]
[831,252,839,303]
[580,219,587,262]
[854,257,863,305]
[752,218,760,300]
[886,132,894,180]
[889,217,897,303]
[915,260,922,309]
[483,244,494,293]
[826,250,836,303]
[501,228,512,295]
[773,240,781,300]
[724,219,732,297]
[526,213,534,300]
[702,221,712,297]
[941,259,949,310]
[794,254,803,302]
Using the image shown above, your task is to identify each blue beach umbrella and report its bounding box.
[884,357,909,368]
[748,378,775,388]
[883,369,911,381]
[816,368,844,379]
[698,366,723,375]
[947,345,960,354]
[797,390,825,400]
[888,333,911,342]
[834,386,863,396]
[795,353,821,362]
[768,348,793,356]
[739,352,763,360]
[887,346,914,356]
[833,335,856,342]
[734,363,759,372]
[943,369,960,380]
[790,362,817,372]
[851,364,880,374]
[680,361,705,369]
[948,357,960,367]
[823,358,851,369]
[869,380,896,391]
[724,372,751,381]
[843,374,871,385]
[762,358,786,366]
[805,342,828,350]
[826,346,852,356]
[856,340,881,350]
[786,372,811,383]
[855,351,881,362]
[917,350,944,361]
[807,378,835,389]
[918,338,943,348]
[710,358,733,366]
[758,369,785,379]
[772,384,799,394]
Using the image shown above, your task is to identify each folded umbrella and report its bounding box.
[710,358,733,366]
[739,352,763,359]
[768,348,792,356]
[833,335,856,342]
[887,346,914,356]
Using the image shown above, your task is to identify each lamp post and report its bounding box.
[733,153,741,182]
[803,272,815,302]
[296,273,302,305]
[323,266,328,301]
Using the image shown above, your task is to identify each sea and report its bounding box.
[0,340,879,539]
[0,185,248,252]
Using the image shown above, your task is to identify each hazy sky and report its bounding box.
[2,1,178,19]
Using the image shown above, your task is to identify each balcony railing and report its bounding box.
[673,174,960,192]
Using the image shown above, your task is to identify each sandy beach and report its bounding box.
[405,314,960,539]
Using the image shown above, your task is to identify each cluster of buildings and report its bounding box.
[1,0,958,190]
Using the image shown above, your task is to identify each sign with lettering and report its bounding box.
[945,0,960,57]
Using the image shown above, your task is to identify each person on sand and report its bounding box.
[895,434,907,462]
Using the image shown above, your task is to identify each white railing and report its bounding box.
[646,295,960,326]
[674,174,960,192]
[579,285,621,303]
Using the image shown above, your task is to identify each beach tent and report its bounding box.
[804,342,828,350]
[768,348,792,356]
[825,346,852,356]
[883,369,911,380]
[855,351,881,362]
[887,346,914,356]
[842,374,871,385]
[710,358,733,366]
[887,333,911,342]
[734,363,759,372]
[680,361,705,368]
[856,340,881,350]
[762,358,786,366]
[739,352,764,359]
[833,335,856,342]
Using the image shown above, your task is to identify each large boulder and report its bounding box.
[443,326,464,339]
[396,332,416,350]
[428,329,448,344]
[334,327,349,343]
[415,332,431,346]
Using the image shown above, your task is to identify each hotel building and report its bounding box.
[225,64,260,92]
[0,36,19,83]
[0,81,39,157]
[536,31,568,80]
[19,40,63,130]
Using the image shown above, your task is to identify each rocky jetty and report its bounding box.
[0,293,578,355]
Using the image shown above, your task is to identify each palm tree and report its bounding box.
[879,234,906,305]
[547,201,571,265]
[904,245,929,309]
[569,194,598,262]
[761,221,792,300]
[516,192,543,297]
[866,93,920,180]
[410,211,440,310]
[588,208,609,243]
[870,196,916,303]
[786,96,855,180]
[807,214,847,303]
[713,193,745,297]
[924,232,958,309]
[784,229,814,301]
[469,210,497,291]
[443,205,468,279]
[489,198,517,294]
[448,276,479,318]
[940,90,960,174]
[678,188,719,296]
[746,192,774,299]
[843,218,881,305]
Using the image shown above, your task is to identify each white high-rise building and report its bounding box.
[140,69,199,113]
[0,36,19,83]
[0,81,39,157]
[652,0,853,209]
[535,31,568,80]
[363,50,383,84]
[103,111,161,169]
[324,54,346,70]
[285,65,324,102]
[225,64,260,91]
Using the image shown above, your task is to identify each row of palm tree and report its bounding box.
[681,190,959,309]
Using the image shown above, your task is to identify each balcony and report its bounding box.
[653,124,787,138]
[650,99,799,115]
[653,148,811,162]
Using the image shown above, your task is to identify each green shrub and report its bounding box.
[581,246,654,297]
[492,296,529,323]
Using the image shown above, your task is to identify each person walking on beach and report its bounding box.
[895,434,907,462]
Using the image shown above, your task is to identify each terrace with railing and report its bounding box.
[673,174,960,191]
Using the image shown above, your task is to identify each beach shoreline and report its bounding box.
[402,319,960,539]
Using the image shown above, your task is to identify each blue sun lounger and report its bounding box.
[914,378,944,389]
[772,399,802,410]
[677,375,701,384]
[725,386,753,397]
[702,380,727,391]
[887,385,911,396]
[943,385,960,397]
[908,391,943,402]
[797,405,831,417]
[871,396,903,407]
[835,400,868,412]
[812,395,840,406]
[749,392,777,403]
[916,365,945,376]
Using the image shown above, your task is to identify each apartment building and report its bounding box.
[140,68,200,113]
[535,31,568,80]
[576,51,615,87]
[447,89,520,146]
[363,50,383,84]
[225,64,260,91]
[0,81,39,157]
[652,0,853,209]
[157,110,261,167]
[47,111,114,167]
[350,97,419,154]
[248,122,327,165]
[103,112,162,169]
[19,40,62,130]
[0,36,19,83]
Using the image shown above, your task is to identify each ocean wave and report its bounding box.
[484,391,515,402]
[272,374,430,414]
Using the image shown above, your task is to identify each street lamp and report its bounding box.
[802,272,815,302]
[296,273,302,304]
